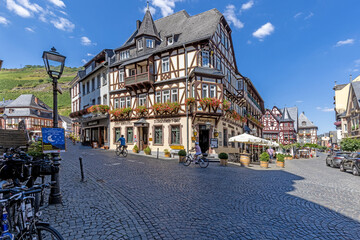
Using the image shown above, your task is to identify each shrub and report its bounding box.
[218,152,228,159]
[260,152,270,162]
[178,150,186,156]
[38,79,44,83]
[277,154,285,162]
[133,144,139,153]
[144,146,151,155]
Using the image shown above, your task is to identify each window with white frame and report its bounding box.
[119,70,124,82]
[202,51,209,67]
[156,92,161,103]
[138,39,143,50]
[162,90,170,102]
[102,72,107,86]
[171,89,178,102]
[138,94,147,106]
[120,50,130,60]
[202,84,209,98]
[146,39,154,48]
[120,98,125,108]
[167,36,173,45]
[210,85,216,98]
[126,96,131,108]
[114,98,119,109]
[162,57,169,73]
[192,85,195,97]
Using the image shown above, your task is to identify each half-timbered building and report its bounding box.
[261,106,281,141]
[108,7,264,154]
[297,112,318,144]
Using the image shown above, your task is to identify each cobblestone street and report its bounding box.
[42,142,360,239]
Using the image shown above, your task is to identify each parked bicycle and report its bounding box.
[0,182,64,239]
[183,152,209,168]
[115,144,128,157]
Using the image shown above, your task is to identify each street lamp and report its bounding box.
[3,113,7,130]
[42,47,66,205]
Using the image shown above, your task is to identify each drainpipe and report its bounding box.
[184,44,189,154]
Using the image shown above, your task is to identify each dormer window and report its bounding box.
[146,39,154,48]
[138,39,143,50]
[120,50,130,60]
[167,36,173,45]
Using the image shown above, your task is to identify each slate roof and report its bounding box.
[136,8,159,39]
[113,9,223,66]
[280,108,294,123]
[298,112,317,129]
[0,99,13,108]
[60,115,72,124]
[6,94,52,111]
[333,83,348,91]
[281,107,298,130]
[352,81,360,101]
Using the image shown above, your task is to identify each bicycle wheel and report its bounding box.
[115,147,121,156]
[20,223,64,240]
[122,149,128,157]
[183,156,192,166]
[199,157,209,168]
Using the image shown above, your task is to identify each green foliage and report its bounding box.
[133,144,139,153]
[144,146,151,155]
[178,150,186,156]
[260,152,270,162]
[27,140,50,159]
[340,138,360,152]
[277,154,285,162]
[218,152,228,159]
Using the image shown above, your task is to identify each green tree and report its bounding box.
[340,138,360,152]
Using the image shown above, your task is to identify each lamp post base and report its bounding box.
[49,152,62,205]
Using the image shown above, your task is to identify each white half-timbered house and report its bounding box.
[261,107,281,141]
[107,7,264,155]
[297,112,318,144]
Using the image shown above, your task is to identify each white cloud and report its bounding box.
[294,12,302,18]
[6,0,32,18]
[0,16,10,25]
[151,0,181,17]
[143,6,156,15]
[253,22,274,40]
[317,107,333,112]
[224,5,244,29]
[296,100,304,103]
[25,27,34,32]
[304,12,314,20]
[17,0,43,13]
[335,38,354,47]
[81,59,87,64]
[47,0,65,8]
[87,53,94,57]
[50,17,75,31]
[59,10,67,16]
[241,0,254,11]
[247,40,252,44]
[81,36,96,46]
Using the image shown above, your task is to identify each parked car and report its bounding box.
[340,152,360,176]
[325,152,350,168]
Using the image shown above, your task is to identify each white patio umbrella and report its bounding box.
[228,133,264,144]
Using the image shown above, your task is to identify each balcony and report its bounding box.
[125,71,154,89]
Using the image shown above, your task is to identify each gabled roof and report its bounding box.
[280,106,298,130]
[0,99,13,108]
[298,112,317,129]
[135,8,159,39]
[280,108,294,122]
[6,94,52,111]
[352,81,360,101]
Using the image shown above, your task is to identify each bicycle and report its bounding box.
[115,144,128,157]
[0,183,64,239]
[183,152,209,168]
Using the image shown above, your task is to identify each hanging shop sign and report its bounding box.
[210,138,218,148]
[41,128,66,153]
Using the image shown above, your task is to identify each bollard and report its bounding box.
[157,148,159,159]
[79,157,85,182]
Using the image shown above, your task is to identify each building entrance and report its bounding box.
[199,125,210,154]
[138,127,149,151]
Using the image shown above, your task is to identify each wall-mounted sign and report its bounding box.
[87,120,99,126]
[191,137,196,141]
[149,138,153,141]
[41,128,66,153]
[210,138,218,148]
[154,118,180,123]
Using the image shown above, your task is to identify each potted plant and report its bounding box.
[164,149,171,158]
[260,152,270,168]
[133,144,139,153]
[218,152,228,166]
[276,154,285,168]
[178,149,186,163]
[144,146,151,155]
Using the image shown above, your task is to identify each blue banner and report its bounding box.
[41,128,66,153]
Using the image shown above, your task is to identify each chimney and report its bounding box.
[136,20,141,30]
[350,74,352,82]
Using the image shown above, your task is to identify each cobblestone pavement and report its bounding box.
[42,143,360,239]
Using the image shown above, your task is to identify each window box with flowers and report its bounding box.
[87,105,110,115]
[222,99,230,112]
[185,97,196,112]
[134,106,148,117]
[199,97,221,112]
[152,102,180,115]
[109,107,132,120]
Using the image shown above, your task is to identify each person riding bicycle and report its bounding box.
[117,135,126,151]
[194,142,202,163]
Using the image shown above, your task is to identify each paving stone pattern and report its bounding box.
[42,142,360,239]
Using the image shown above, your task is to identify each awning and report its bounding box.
[134,118,149,127]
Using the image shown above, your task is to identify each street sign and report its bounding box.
[41,128,66,153]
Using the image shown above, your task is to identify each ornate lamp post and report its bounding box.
[3,113,7,130]
[42,47,66,204]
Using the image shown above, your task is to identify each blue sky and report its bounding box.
[1,0,360,134]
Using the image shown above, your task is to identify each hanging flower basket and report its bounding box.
[185,97,195,106]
